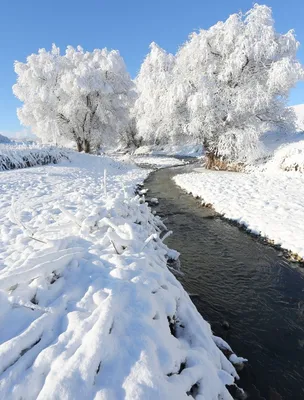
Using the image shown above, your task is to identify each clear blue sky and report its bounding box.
[1,0,303,136]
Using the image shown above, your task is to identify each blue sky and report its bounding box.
[0,0,303,137]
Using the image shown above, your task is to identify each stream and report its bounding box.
[143,162,304,400]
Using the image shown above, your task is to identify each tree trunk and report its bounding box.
[84,139,91,153]
[76,141,83,152]
[203,140,225,169]
[205,150,222,169]
[204,147,242,171]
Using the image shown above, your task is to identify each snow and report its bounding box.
[262,139,304,172]
[150,198,159,205]
[174,167,304,259]
[0,152,240,399]
[134,144,203,157]
[131,155,188,169]
[291,104,304,131]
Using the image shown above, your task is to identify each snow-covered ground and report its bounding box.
[130,155,189,169]
[174,166,304,260]
[0,152,242,399]
[291,104,304,131]
[133,144,203,157]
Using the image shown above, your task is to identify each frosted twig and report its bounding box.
[140,233,158,251]
[122,183,127,199]
[167,266,184,276]
[59,205,82,227]
[161,230,172,242]
[11,197,48,244]
[109,239,119,254]
[104,169,107,197]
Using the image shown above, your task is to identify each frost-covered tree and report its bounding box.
[133,42,176,145]
[13,45,134,152]
[175,4,303,165]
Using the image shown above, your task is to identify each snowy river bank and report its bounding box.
[1,152,304,399]
[0,153,243,399]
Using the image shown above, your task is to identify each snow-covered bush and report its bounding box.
[264,138,304,172]
[133,43,177,145]
[13,45,135,153]
[0,145,69,171]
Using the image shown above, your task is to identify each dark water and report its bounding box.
[144,163,304,400]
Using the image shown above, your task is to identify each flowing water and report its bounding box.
[144,162,304,400]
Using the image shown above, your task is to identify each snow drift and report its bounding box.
[264,139,304,172]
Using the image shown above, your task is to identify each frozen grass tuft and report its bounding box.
[0,144,70,171]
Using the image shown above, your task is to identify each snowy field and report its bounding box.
[174,166,304,260]
[0,152,242,399]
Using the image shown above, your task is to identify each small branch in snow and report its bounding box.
[104,169,107,197]
[161,230,172,242]
[140,233,158,251]
[10,198,48,245]
[59,205,82,227]
[109,239,120,254]
[167,266,184,276]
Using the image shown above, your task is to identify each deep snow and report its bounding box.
[0,152,242,399]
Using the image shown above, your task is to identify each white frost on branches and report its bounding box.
[133,42,176,146]
[13,45,135,153]
[133,4,303,162]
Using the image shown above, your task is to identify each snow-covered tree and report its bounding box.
[133,42,176,145]
[13,45,134,152]
[175,4,303,165]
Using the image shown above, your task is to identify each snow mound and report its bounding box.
[264,139,304,172]
[0,145,70,171]
[291,104,304,131]
[0,153,241,399]
[251,130,304,173]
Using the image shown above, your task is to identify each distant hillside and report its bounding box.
[0,134,11,144]
[291,104,304,131]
